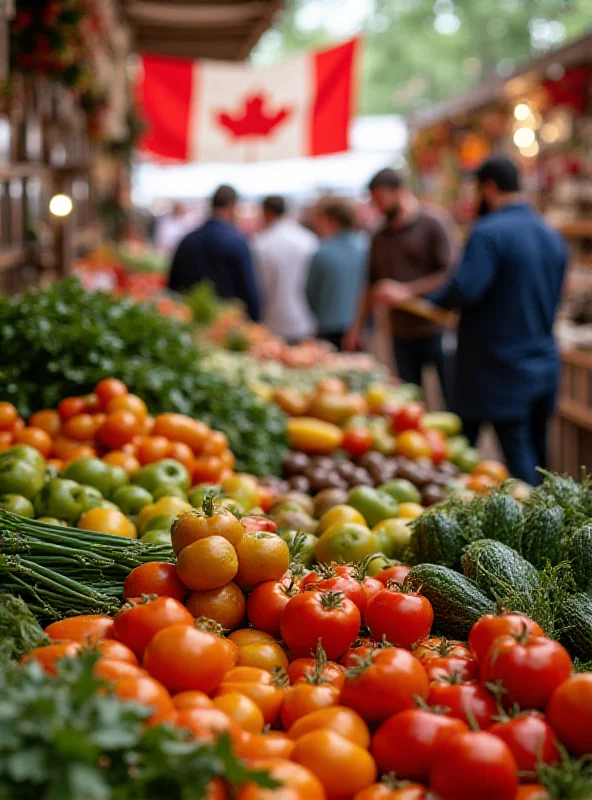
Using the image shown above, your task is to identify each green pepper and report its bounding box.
[132,459,190,494]
[142,513,177,534]
[5,445,45,473]
[111,485,154,516]
[0,450,45,499]
[0,494,35,517]
[315,522,378,564]
[347,486,399,528]
[379,478,421,505]
[63,457,127,498]
[34,479,103,525]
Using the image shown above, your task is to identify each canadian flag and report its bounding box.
[137,39,359,163]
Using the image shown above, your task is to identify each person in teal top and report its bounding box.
[306,199,368,350]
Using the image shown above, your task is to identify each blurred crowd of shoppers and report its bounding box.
[166,156,567,485]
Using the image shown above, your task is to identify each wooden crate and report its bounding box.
[551,349,592,476]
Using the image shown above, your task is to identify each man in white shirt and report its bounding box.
[253,196,318,342]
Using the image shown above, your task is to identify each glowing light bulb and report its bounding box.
[514,103,531,121]
[513,128,535,148]
[49,194,73,217]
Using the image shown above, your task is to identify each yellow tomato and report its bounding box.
[78,508,137,539]
[287,418,343,455]
[317,505,366,536]
[365,383,389,411]
[398,502,425,520]
[137,496,191,534]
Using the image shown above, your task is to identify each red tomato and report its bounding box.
[480,633,572,710]
[422,428,448,465]
[489,712,560,777]
[280,590,361,661]
[469,613,545,664]
[247,579,298,637]
[58,396,87,422]
[113,596,193,658]
[371,708,468,783]
[307,570,365,613]
[413,638,472,664]
[364,588,434,651]
[241,516,278,534]
[427,679,497,729]
[45,615,114,644]
[123,562,187,603]
[359,576,384,616]
[341,647,429,723]
[423,656,479,682]
[113,675,174,722]
[546,673,592,757]
[516,787,550,800]
[375,564,411,586]
[391,402,424,433]
[95,378,128,409]
[287,658,345,690]
[430,731,519,800]
[342,428,374,458]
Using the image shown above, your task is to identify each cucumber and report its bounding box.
[564,524,592,594]
[557,593,592,661]
[409,507,470,569]
[522,503,565,569]
[404,563,495,639]
[461,539,540,603]
[480,491,524,553]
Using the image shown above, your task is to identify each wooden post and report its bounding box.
[0,0,14,83]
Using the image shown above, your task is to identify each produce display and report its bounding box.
[1,278,592,799]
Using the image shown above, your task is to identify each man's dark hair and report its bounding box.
[212,185,238,210]
[262,195,286,218]
[368,168,404,191]
[475,155,521,193]
[319,199,357,230]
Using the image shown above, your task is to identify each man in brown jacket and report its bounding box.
[345,168,454,400]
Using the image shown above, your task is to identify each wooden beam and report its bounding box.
[126,1,267,26]
[237,0,282,60]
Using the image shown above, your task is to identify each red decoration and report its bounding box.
[543,67,592,112]
[216,92,292,139]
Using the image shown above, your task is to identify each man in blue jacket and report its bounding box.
[168,185,261,321]
[374,156,567,485]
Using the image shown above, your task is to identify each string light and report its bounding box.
[520,141,540,158]
[514,103,531,121]
[513,128,535,148]
[49,194,73,217]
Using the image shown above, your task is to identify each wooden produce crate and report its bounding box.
[551,349,592,476]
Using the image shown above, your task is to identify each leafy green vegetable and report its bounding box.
[0,651,276,799]
[0,279,287,476]
[537,746,592,800]
[0,593,49,666]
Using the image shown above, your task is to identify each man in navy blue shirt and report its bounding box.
[374,156,567,485]
[168,185,261,321]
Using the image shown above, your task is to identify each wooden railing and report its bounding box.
[550,349,592,476]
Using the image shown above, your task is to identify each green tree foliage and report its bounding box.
[254,0,591,115]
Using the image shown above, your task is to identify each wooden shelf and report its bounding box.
[554,220,592,239]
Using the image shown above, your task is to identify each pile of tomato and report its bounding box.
[24,519,592,800]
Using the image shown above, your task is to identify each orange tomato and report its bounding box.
[237,759,326,800]
[44,615,115,643]
[467,473,498,494]
[288,706,370,748]
[473,460,509,483]
[96,639,139,664]
[143,623,236,694]
[78,508,137,538]
[228,629,276,648]
[58,396,87,422]
[291,729,377,798]
[220,450,236,470]
[106,393,148,420]
[95,378,128,408]
[141,416,156,435]
[64,445,98,463]
[98,411,142,450]
[153,413,210,455]
[46,458,64,471]
[103,450,141,475]
[136,435,171,465]
[29,409,61,438]
[52,437,84,460]
[94,659,146,681]
[234,533,290,589]
[280,682,340,731]
[237,641,289,672]
[257,485,275,514]
[168,441,196,473]
[203,432,229,456]
[13,426,52,457]
[21,641,81,674]
[185,582,246,630]
[124,562,187,603]
[0,431,13,447]
[395,430,432,461]
[175,535,238,591]
[63,413,99,441]
[12,418,25,433]
[193,456,225,485]
[216,666,287,726]
[176,707,243,746]
[172,690,215,711]
[213,691,265,733]
[113,675,174,720]
[0,402,18,431]
[240,731,295,761]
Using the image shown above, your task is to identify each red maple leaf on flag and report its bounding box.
[216,92,292,139]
